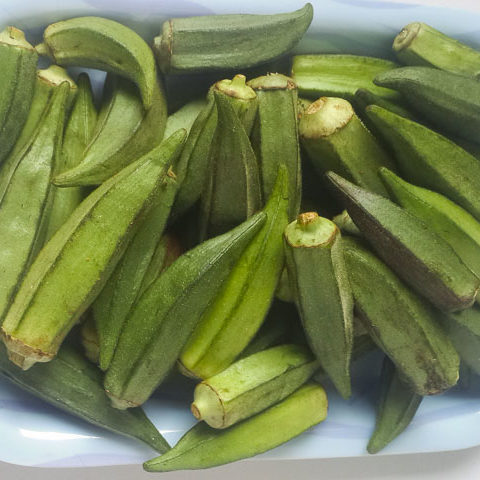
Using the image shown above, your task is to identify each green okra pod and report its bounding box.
[248,73,302,220]
[103,211,266,409]
[285,212,354,398]
[81,314,100,364]
[0,84,70,325]
[327,172,479,312]
[180,168,289,379]
[1,130,186,370]
[191,344,317,429]
[154,4,313,75]
[0,343,169,453]
[45,73,97,241]
[54,73,167,186]
[299,97,395,196]
[393,22,480,78]
[380,168,480,279]
[200,87,261,239]
[163,98,207,139]
[374,67,480,144]
[365,105,480,221]
[353,88,414,120]
[332,210,361,237]
[342,236,459,395]
[367,357,423,454]
[0,27,38,165]
[143,383,327,472]
[36,17,157,109]
[291,55,400,102]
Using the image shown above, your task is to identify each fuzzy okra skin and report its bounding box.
[54,74,167,186]
[0,343,170,453]
[94,174,179,372]
[1,130,186,370]
[200,88,262,239]
[299,97,394,197]
[332,210,361,237]
[393,22,480,78]
[179,168,289,380]
[0,27,38,165]
[327,172,479,312]
[367,357,423,454]
[144,383,327,472]
[380,168,480,279]
[0,84,69,326]
[374,67,480,143]
[45,73,97,241]
[291,55,399,102]
[285,213,354,399]
[191,344,318,429]
[37,17,157,109]
[248,73,302,220]
[365,105,480,221]
[342,236,459,395]
[103,212,266,409]
[163,99,207,139]
[154,4,313,74]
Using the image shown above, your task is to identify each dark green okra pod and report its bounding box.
[0,84,70,325]
[367,357,423,454]
[248,73,302,220]
[365,105,480,222]
[299,97,394,196]
[285,212,354,398]
[1,131,186,370]
[0,343,169,453]
[191,344,318,429]
[143,383,327,472]
[327,172,479,312]
[342,236,459,395]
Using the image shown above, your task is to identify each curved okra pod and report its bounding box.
[154,4,313,74]
[393,22,480,78]
[299,97,394,196]
[45,73,97,240]
[103,211,266,409]
[342,236,459,395]
[54,73,167,186]
[285,212,354,398]
[367,357,423,454]
[0,343,169,453]
[200,87,261,239]
[374,67,480,143]
[248,73,302,220]
[1,130,186,370]
[327,172,479,312]
[143,383,327,472]
[36,17,157,109]
[291,55,399,102]
[0,84,70,325]
[380,168,480,279]
[180,168,289,379]
[0,27,38,165]
[365,105,480,221]
[191,344,318,429]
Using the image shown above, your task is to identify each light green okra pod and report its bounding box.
[367,357,423,454]
[285,212,354,398]
[180,167,289,379]
[81,315,100,365]
[393,22,480,78]
[1,130,186,370]
[342,236,459,395]
[0,83,70,325]
[143,383,327,472]
[103,211,266,409]
[54,73,167,186]
[163,98,207,139]
[299,97,394,197]
[0,27,38,165]
[191,344,318,429]
[45,73,97,241]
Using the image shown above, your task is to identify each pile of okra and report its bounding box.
[1,2,480,471]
